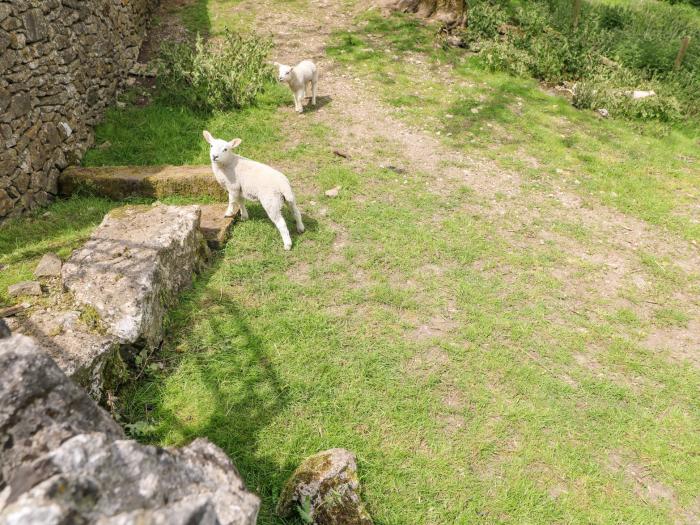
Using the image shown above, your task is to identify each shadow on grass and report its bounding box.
[301,95,333,113]
[123,256,298,522]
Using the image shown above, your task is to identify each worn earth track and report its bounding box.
[234,0,700,368]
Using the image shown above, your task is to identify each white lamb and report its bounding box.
[274,60,318,113]
[203,130,305,250]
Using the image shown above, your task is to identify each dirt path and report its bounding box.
[231,0,700,369]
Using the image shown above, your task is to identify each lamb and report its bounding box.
[203,130,305,250]
[274,60,318,113]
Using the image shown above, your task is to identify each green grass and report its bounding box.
[83,82,289,167]
[118,156,700,523]
[327,11,700,242]
[0,197,120,306]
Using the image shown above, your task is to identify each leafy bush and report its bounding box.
[460,0,700,121]
[479,40,532,76]
[573,69,683,122]
[467,2,509,41]
[158,30,273,111]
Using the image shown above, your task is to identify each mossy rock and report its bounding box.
[59,165,226,200]
[277,448,373,525]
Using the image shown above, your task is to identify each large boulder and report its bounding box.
[62,204,209,347]
[0,333,125,497]
[8,204,210,399]
[7,308,123,400]
[277,448,373,525]
[0,334,260,525]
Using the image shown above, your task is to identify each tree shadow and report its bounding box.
[123,255,300,522]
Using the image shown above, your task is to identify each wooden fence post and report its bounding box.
[573,0,582,30]
[674,36,691,70]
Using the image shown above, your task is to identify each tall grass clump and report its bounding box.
[158,29,274,111]
[463,0,700,121]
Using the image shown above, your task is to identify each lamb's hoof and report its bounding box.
[296,108,304,114]
[297,225,305,233]
[284,244,292,251]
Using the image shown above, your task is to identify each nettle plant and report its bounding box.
[158,29,274,111]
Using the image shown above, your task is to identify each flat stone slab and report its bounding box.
[0,333,260,525]
[59,165,226,200]
[8,205,209,398]
[34,252,62,278]
[6,308,120,400]
[7,281,42,297]
[62,204,208,347]
[200,204,239,249]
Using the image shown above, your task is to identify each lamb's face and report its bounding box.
[202,130,241,165]
[277,64,293,83]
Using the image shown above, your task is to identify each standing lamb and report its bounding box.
[274,60,318,113]
[203,130,305,250]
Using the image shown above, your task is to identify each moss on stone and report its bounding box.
[101,345,130,393]
[80,305,107,335]
[277,449,373,525]
[59,165,227,200]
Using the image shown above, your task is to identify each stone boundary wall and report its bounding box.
[0,0,158,219]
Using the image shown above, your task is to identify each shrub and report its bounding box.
[158,29,273,111]
[479,40,532,76]
[466,2,509,41]
[573,69,683,122]
[461,0,700,122]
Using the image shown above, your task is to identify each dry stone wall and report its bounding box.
[0,0,158,219]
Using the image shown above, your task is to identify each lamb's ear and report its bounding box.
[203,130,214,144]
[228,138,242,148]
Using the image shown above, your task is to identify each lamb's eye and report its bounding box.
[223,148,228,152]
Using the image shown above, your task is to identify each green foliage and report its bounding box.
[463,0,700,121]
[158,29,274,111]
[466,1,509,40]
[124,420,158,438]
[660,0,700,7]
[297,496,313,524]
[83,82,289,167]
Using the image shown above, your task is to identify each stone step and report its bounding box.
[59,165,225,200]
[8,204,211,399]
[59,166,237,249]
[199,204,238,250]
[6,203,237,401]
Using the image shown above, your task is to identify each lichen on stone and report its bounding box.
[277,448,373,525]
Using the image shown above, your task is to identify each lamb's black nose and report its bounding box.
[212,155,218,161]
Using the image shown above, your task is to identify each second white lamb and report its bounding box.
[274,60,318,113]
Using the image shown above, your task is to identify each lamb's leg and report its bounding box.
[262,197,292,250]
[238,196,249,220]
[295,89,305,113]
[288,199,305,233]
[274,216,292,251]
[311,71,318,106]
[225,191,237,217]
